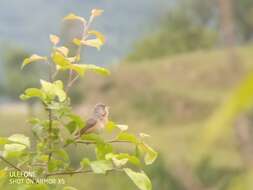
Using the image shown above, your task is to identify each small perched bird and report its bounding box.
[75,103,109,138]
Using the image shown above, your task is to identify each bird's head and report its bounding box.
[93,103,109,119]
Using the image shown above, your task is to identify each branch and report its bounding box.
[45,169,93,177]
[66,75,79,93]
[63,139,133,148]
[76,139,133,145]
[66,14,94,92]
[45,168,122,177]
[0,156,37,184]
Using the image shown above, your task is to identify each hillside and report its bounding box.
[75,45,253,167]
[1,46,253,189]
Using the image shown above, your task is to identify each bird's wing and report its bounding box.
[79,117,97,135]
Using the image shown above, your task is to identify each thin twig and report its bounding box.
[0,156,37,183]
[76,139,133,145]
[66,75,79,93]
[66,14,94,92]
[63,139,133,148]
[46,169,93,177]
[45,168,122,177]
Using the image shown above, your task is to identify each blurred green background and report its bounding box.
[1,0,253,189]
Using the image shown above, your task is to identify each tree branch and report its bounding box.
[45,168,122,177]
[0,156,37,184]
[76,139,133,145]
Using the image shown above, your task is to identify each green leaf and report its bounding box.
[138,143,157,165]
[116,132,139,144]
[21,54,47,69]
[40,80,66,102]
[52,52,72,67]
[80,158,90,168]
[20,88,45,101]
[105,121,117,132]
[88,30,106,43]
[48,159,64,172]
[81,133,104,144]
[65,121,77,134]
[8,134,30,147]
[3,144,26,158]
[79,64,110,76]
[95,143,113,160]
[67,114,85,129]
[124,168,152,190]
[77,39,104,50]
[55,46,69,57]
[90,160,113,174]
[105,153,128,167]
[0,137,9,145]
[106,121,128,132]
[54,149,69,161]
[106,153,141,167]
[117,153,141,166]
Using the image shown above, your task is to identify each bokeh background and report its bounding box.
[1,0,253,189]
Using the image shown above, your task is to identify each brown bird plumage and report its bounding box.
[75,103,109,138]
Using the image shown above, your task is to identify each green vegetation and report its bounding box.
[127,0,253,62]
[1,45,253,189]
[0,10,157,190]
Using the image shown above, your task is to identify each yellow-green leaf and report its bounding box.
[8,134,30,147]
[73,38,82,46]
[116,124,128,131]
[88,30,106,43]
[116,132,139,144]
[91,9,104,17]
[138,143,157,165]
[20,88,45,101]
[21,54,47,69]
[52,52,71,67]
[124,168,152,190]
[82,39,104,50]
[79,64,110,76]
[90,160,113,174]
[63,13,86,23]
[55,46,69,57]
[40,80,66,102]
[3,144,26,158]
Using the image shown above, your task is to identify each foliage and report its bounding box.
[0,10,157,190]
[127,0,253,61]
[127,0,218,61]
[2,47,42,100]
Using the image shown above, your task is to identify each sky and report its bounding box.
[0,0,171,66]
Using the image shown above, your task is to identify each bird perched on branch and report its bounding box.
[75,103,109,138]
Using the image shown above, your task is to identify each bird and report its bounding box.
[75,103,109,138]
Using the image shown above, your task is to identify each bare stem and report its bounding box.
[47,60,54,165]
[66,75,79,93]
[66,14,94,92]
